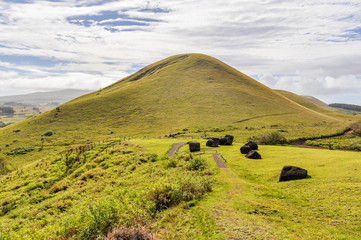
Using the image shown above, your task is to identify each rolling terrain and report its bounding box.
[0,54,353,167]
[0,89,91,105]
[1,53,361,239]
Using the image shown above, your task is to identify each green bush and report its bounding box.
[149,176,213,213]
[210,127,224,132]
[5,146,35,156]
[43,131,54,136]
[258,132,287,145]
[186,157,207,171]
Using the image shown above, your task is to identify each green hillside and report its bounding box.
[275,90,341,116]
[301,95,328,107]
[0,54,353,168]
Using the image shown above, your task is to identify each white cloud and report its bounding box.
[0,0,360,104]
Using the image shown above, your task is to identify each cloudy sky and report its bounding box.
[0,0,361,104]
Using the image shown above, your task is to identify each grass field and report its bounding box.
[1,137,361,239]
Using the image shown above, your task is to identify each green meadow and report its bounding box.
[1,137,361,239]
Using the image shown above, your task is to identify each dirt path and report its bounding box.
[211,153,227,168]
[167,142,187,156]
[235,112,296,123]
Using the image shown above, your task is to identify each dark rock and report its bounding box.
[219,137,232,145]
[279,166,308,182]
[225,135,234,143]
[206,140,219,147]
[246,141,258,150]
[212,138,220,144]
[240,145,252,154]
[245,150,261,159]
[188,142,200,152]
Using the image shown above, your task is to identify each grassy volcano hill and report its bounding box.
[0,54,353,168]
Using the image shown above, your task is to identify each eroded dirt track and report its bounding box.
[167,142,187,156]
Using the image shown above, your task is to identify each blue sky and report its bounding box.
[0,0,361,104]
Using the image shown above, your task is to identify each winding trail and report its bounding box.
[167,142,187,156]
[167,142,228,168]
[211,153,227,168]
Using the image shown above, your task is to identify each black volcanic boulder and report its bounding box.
[245,141,258,150]
[219,137,232,145]
[206,139,219,147]
[225,135,234,143]
[240,145,252,154]
[212,138,220,144]
[279,166,308,182]
[245,150,261,159]
[188,142,200,152]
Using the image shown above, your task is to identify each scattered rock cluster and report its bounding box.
[240,141,261,159]
[219,134,234,145]
[187,135,308,182]
[206,138,219,147]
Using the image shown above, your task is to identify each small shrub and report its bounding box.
[77,203,119,240]
[49,180,69,194]
[5,146,35,156]
[210,127,224,132]
[258,132,287,145]
[25,182,44,191]
[13,129,21,133]
[43,131,54,136]
[166,159,177,168]
[104,226,152,240]
[149,176,213,213]
[150,185,181,212]
[0,158,10,175]
[0,199,17,216]
[186,157,206,171]
[247,136,259,142]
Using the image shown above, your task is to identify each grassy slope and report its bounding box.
[0,138,216,239]
[0,54,353,168]
[275,89,348,117]
[301,95,328,107]
[301,94,361,115]
[2,137,361,239]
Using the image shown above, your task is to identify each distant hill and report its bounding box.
[276,91,361,116]
[275,90,332,114]
[0,89,92,105]
[301,95,328,107]
[329,103,361,112]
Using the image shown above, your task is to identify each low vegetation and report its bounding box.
[5,146,35,156]
[256,131,288,145]
[306,134,361,151]
[0,139,214,239]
